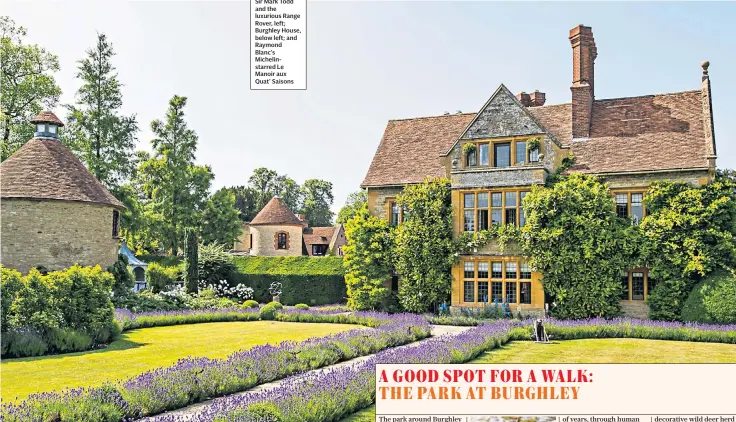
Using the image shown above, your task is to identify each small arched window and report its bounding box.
[277,232,288,249]
[112,210,120,237]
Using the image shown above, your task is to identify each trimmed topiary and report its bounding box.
[681,271,736,324]
[266,301,283,310]
[242,300,259,309]
[259,304,277,320]
[294,303,309,310]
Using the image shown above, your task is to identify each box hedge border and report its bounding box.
[230,256,346,305]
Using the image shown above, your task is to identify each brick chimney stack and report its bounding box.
[530,90,546,107]
[516,92,532,107]
[569,25,597,139]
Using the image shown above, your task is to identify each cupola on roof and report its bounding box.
[31,110,65,140]
[0,112,124,209]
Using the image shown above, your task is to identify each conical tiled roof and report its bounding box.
[249,196,302,226]
[0,138,124,209]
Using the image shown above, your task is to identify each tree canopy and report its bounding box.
[337,190,367,224]
[0,16,61,161]
[63,33,138,191]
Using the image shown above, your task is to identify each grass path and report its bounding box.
[472,338,736,363]
[1,321,360,401]
[339,338,736,421]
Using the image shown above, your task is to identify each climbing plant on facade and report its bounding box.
[640,175,736,320]
[395,177,455,313]
[343,204,394,310]
[517,173,640,319]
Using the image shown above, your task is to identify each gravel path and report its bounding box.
[142,324,472,421]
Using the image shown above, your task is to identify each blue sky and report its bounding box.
[6,1,735,213]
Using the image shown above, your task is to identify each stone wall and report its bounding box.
[366,186,405,219]
[451,167,546,189]
[1,199,118,274]
[602,170,711,189]
[250,224,303,256]
[233,223,251,252]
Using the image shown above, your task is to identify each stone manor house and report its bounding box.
[361,25,717,318]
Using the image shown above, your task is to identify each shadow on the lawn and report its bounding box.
[2,335,146,363]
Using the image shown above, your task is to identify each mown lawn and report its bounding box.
[2,321,361,401]
[339,339,736,421]
[472,338,736,363]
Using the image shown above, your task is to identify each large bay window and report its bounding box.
[461,259,534,305]
[462,189,531,231]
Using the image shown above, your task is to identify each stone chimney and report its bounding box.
[296,213,308,228]
[701,61,717,166]
[569,25,597,139]
[516,92,531,107]
[530,90,546,107]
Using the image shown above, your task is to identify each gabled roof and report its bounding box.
[445,84,548,155]
[361,88,712,187]
[303,226,336,246]
[0,138,125,208]
[249,196,303,226]
[361,113,474,187]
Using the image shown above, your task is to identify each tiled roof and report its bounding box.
[0,138,124,208]
[249,196,303,226]
[361,113,475,187]
[303,226,337,256]
[362,90,710,186]
[30,111,65,126]
[568,91,709,173]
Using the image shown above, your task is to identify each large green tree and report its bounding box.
[248,167,280,212]
[343,204,394,310]
[517,173,639,319]
[337,190,368,224]
[224,185,259,221]
[274,175,302,212]
[395,177,454,313]
[0,16,61,160]
[139,95,213,255]
[640,175,736,320]
[63,33,138,190]
[300,179,334,227]
[200,187,242,247]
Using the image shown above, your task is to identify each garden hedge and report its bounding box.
[681,271,736,324]
[230,256,346,305]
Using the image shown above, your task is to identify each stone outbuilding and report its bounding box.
[233,195,346,257]
[0,111,125,273]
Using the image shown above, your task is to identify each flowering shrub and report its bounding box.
[115,308,260,331]
[154,321,523,422]
[151,318,736,422]
[198,280,254,301]
[1,311,430,421]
